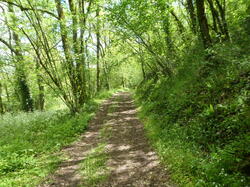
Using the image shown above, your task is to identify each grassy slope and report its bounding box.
[0,90,115,187]
[136,45,250,186]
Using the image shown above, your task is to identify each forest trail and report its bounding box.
[40,92,172,187]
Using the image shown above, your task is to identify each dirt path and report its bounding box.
[40,92,172,187]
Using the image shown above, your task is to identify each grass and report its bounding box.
[140,114,250,186]
[80,143,109,186]
[135,45,250,186]
[138,115,202,186]
[0,90,116,187]
[136,73,250,186]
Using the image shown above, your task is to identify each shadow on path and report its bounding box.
[101,92,172,187]
[39,92,173,187]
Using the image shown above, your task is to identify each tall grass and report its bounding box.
[0,90,115,186]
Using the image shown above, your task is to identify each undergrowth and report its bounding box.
[0,90,115,186]
[136,43,250,186]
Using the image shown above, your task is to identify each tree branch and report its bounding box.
[0,37,18,55]
[0,0,59,19]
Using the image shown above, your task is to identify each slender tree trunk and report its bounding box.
[215,0,230,41]
[69,0,86,106]
[207,0,218,33]
[245,4,250,36]
[207,0,227,42]
[55,0,79,113]
[0,82,4,114]
[139,46,146,80]
[85,39,92,97]
[103,60,110,90]
[36,61,45,111]
[68,0,78,54]
[141,61,146,80]
[187,0,197,33]
[79,0,89,104]
[55,0,73,65]
[196,0,212,48]
[122,76,125,88]
[96,6,101,92]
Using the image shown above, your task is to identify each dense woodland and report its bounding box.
[0,0,249,186]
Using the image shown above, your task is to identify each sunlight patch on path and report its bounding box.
[39,93,173,187]
[100,92,173,187]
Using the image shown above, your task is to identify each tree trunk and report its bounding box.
[78,0,89,104]
[186,0,197,33]
[141,61,146,80]
[68,0,79,54]
[103,60,110,90]
[196,0,212,48]
[69,0,86,106]
[122,76,125,88]
[36,61,45,111]
[9,4,33,112]
[0,82,4,114]
[55,0,79,113]
[215,0,230,41]
[244,4,250,36]
[96,6,101,92]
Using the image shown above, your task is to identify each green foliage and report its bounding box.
[0,91,113,186]
[0,0,249,185]
[136,42,250,186]
[0,110,87,186]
